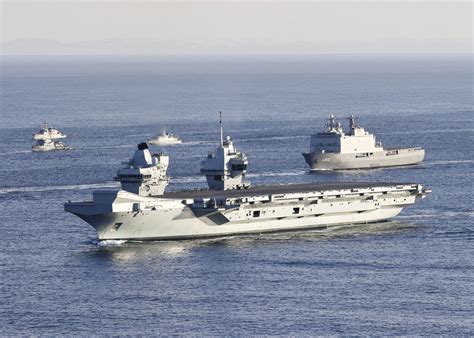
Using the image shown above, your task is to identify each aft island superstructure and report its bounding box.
[302,115,425,170]
[65,114,429,241]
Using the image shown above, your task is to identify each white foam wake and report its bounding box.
[170,170,308,184]
[397,210,474,220]
[242,135,306,142]
[379,128,474,135]
[0,182,119,195]
[0,150,32,155]
[100,144,136,149]
[170,176,206,184]
[181,140,215,146]
[96,239,127,246]
[247,170,308,178]
[423,160,474,166]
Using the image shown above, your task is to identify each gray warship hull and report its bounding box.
[302,148,425,170]
[65,182,428,241]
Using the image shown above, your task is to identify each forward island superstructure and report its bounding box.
[65,115,429,241]
[302,115,425,170]
[114,142,169,196]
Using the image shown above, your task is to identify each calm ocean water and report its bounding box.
[1,55,473,335]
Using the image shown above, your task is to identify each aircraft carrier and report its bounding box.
[65,115,430,241]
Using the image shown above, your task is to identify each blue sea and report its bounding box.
[1,55,473,335]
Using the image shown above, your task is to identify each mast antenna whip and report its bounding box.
[219,111,223,147]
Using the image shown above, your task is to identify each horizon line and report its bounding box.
[2,52,473,57]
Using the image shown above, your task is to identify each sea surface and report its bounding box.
[0,55,473,335]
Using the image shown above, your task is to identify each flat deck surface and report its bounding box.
[163,182,413,199]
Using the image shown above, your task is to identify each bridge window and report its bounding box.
[253,210,260,218]
[231,164,247,171]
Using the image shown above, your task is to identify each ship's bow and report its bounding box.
[302,152,317,168]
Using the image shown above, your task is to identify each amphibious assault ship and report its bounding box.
[302,115,425,170]
[65,115,429,241]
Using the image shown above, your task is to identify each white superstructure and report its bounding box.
[302,115,425,170]
[33,123,66,140]
[148,131,182,145]
[32,139,71,152]
[200,112,249,190]
[32,123,71,152]
[65,114,430,241]
[114,142,169,196]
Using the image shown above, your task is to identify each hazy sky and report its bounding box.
[1,1,472,55]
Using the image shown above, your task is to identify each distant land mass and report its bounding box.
[2,38,471,56]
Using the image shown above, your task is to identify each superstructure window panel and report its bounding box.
[231,164,247,171]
